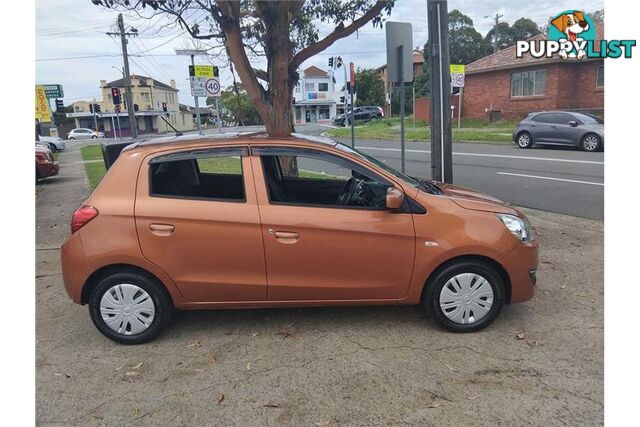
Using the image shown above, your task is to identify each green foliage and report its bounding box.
[448,10,492,65]
[355,68,385,107]
[485,17,541,51]
[209,86,262,126]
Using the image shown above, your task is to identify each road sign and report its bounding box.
[35,85,52,122]
[385,22,414,84]
[189,65,219,97]
[42,84,64,99]
[205,78,221,96]
[450,64,465,87]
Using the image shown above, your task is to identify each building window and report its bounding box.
[511,70,546,97]
[596,65,604,87]
[295,107,302,121]
[295,82,301,93]
[318,82,329,92]
[305,82,315,92]
[318,106,330,119]
[141,92,151,102]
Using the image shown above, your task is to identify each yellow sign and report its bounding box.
[450,64,466,74]
[35,85,52,123]
[192,65,215,77]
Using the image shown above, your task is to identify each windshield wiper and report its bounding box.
[411,176,442,195]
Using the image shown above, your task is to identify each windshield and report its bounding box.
[335,142,420,187]
[573,112,604,124]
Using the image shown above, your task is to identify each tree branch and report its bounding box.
[291,0,388,69]
[253,69,269,81]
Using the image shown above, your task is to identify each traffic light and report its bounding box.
[111,87,121,105]
[55,99,64,112]
[336,56,343,68]
[340,96,346,103]
[133,104,139,112]
[162,102,167,112]
[328,57,334,68]
[94,104,101,113]
[89,103,93,113]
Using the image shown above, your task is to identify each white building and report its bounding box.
[293,66,349,125]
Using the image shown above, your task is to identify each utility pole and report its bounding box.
[107,14,138,138]
[485,13,504,53]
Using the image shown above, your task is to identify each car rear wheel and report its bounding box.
[48,143,57,153]
[423,260,505,332]
[89,270,173,344]
[516,132,533,148]
[69,137,76,140]
[91,135,98,139]
[581,134,601,152]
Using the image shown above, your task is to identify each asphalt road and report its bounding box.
[333,138,604,220]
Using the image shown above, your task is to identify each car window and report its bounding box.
[257,148,389,209]
[550,113,575,124]
[149,148,246,201]
[573,112,603,124]
[532,113,553,123]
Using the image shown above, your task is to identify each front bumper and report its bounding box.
[498,239,539,304]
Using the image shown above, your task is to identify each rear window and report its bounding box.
[149,149,245,201]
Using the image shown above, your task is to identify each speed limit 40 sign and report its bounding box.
[205,78,221,96]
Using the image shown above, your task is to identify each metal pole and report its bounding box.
[350,86,355,148]
[412,84,416,128]
[116,112,122,140]
[111,114,117,140]
[215,96,222,132]
[343,65,348,116]
[191,54,203,135]
[92,98,98,133]
[458,87,462,129]
[117,14,138,139]
[399,45,406,173]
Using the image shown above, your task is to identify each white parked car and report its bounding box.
[68,128,105,140]
[38,135,66,152]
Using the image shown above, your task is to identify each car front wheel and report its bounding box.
[423,260,505,332]
[69,137,76,140]
[48,143,57,153]
[516,132,533,148]
[89,270,173,344]
[581,134,601,152]
[91,135,98,139]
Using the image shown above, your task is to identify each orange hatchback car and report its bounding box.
[61,135,538,344]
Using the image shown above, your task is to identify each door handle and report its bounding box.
[274,231,300,244]
[149,223,175,236]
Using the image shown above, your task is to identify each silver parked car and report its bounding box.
[68,128,105,140]
[38,135,66,152]
[513,111,604,152]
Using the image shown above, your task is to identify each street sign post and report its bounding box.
[42,84,64,99]
[386,21,413,173]
[349,62,356,148]
[450,64,465,129]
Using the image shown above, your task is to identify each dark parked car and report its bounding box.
[513,111,604,152]
[36,146,59,181]
[334,106,383,126]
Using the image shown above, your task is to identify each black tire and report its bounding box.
[88,270,173,344]
[422,259,505,332]
[69,137,76,140]
[91,135,98,139]
[580,133,601,152]
[48,143,57,153]
[515,131,533,149]
[36,168,41,182]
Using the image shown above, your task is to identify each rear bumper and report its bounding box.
[499,239,539,304]
[38,161,59,178]
[61,233,88,304]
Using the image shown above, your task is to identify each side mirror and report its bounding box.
[386,187,404,210]
[568,120,578,127]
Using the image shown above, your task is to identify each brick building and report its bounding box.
[461,22,604,121]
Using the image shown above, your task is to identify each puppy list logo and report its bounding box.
[516,10,636,60]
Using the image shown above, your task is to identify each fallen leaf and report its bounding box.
[224,330,233,336]
[218,393,225,405]
[263,401,280,408]
[315,422,331,426]
[186,341,201,348]
[125,371,140,377]
[53,372,62,377]
[526,340,538,348]
[130,362,143,370]
[207,354,217,364]
[426,401,440,408]
[276,324,295,339]
[115,365,125,371]
[65,373,71,378]
[543,290,552,296]
[515,331,526,340]
[251,332,260,338]
[246,361,252,371]
[467,394,480,401]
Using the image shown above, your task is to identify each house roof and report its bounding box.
[466,21,604,75]
[303,65,328,77]
[377,49,424,72]
[105,74,178,92]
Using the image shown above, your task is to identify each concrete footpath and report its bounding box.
[36,144,603,425]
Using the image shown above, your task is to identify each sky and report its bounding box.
[36,0,604,107]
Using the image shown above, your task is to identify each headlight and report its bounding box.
[497,214,534,242]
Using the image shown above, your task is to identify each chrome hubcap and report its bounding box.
[518,134,530,147]
[583,136,598,151]
[100,284,155,335]
[439,273,494,325]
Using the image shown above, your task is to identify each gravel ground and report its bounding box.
[36,143,603,426]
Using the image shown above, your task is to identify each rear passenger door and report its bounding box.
[134,147,267,303]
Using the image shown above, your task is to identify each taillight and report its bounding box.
[71,205,98,233]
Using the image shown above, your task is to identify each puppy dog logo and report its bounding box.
[548,10,596,60]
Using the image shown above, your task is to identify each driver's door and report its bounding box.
[251,146,416,302]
